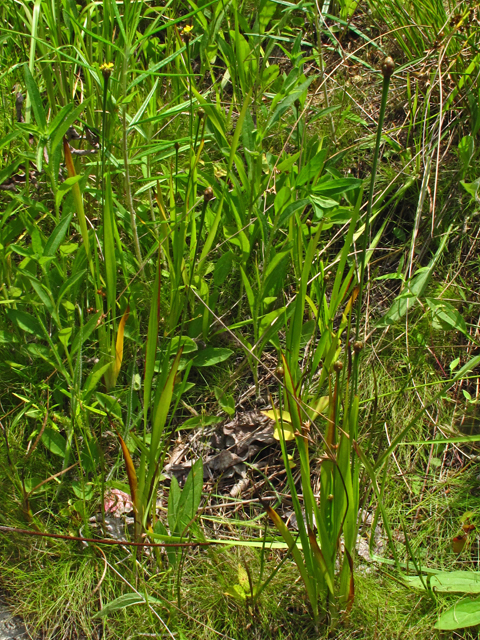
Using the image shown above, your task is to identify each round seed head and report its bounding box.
[275,365,285,376]
[203,186,214,202]
[382,56,395,80]
[353,341,364,353]
[333,360,343,373]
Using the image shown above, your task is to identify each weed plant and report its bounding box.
[1,0,480,637]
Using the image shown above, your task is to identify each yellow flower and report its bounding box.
[181,25,193,42]
[100,62,114,79]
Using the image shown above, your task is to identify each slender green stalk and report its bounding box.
[355,57,394,346]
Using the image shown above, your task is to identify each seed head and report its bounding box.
[382,56,395,80]
[198,108,205,119]
[275,365,284,376]
[333,360,343,373]
[353,341,364,353]
[203,186,214,202]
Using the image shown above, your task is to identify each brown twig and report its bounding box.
[0,525,213,548]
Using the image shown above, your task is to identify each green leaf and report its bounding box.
[49,100,89,153]
[175,458,203,536]
[24,64,47,130]
[44,213,73,256]
[149,349,184,463]
[380,230,451,325]
[83,361,113,399]
[461,178,480,199]
[169,336,198,355]
[56,269,87,308]
[41,427,67,457]
[406,571,480,593]
[93,593,161,618]
[71,311,102,355]
[0,330,18,344]
[278,199,309,227]
[80,441,100,473]
[312,176,362,197]
[168,476,181,534]
[96,392,123,423]
[71,481,94,500]
[296,149,327,186]
[214,386,235,416]
[426,298,467,334]
[435,598,480,630]
[192,347,233,367]
[6,309,44,337]
[214,251,234,286]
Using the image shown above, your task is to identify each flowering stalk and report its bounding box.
[355,57,394,350]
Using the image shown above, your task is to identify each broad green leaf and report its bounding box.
[192,347,233,367]
[435,598,480,630]
[381,229,451,325]
[175,457,204,536]
[169,336,198,354]
[83,361,112,398]
[71,481,94,500]
[296,149,327,186]
[406,571,480,593]
[426,298,467,334]
[41,427,67,457]
[214,251,234,286]
[312,176,362,197]
[93,593,161,618]
[6,309,44,337]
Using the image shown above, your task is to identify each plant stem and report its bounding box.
[355,57,394,347]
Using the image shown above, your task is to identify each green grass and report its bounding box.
[1,0,480,636]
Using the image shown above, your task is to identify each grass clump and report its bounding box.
[2,0,480,637]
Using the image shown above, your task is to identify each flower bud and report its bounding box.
[203,186,214,202]
[353,341,364,353]
[382,56,395,80]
